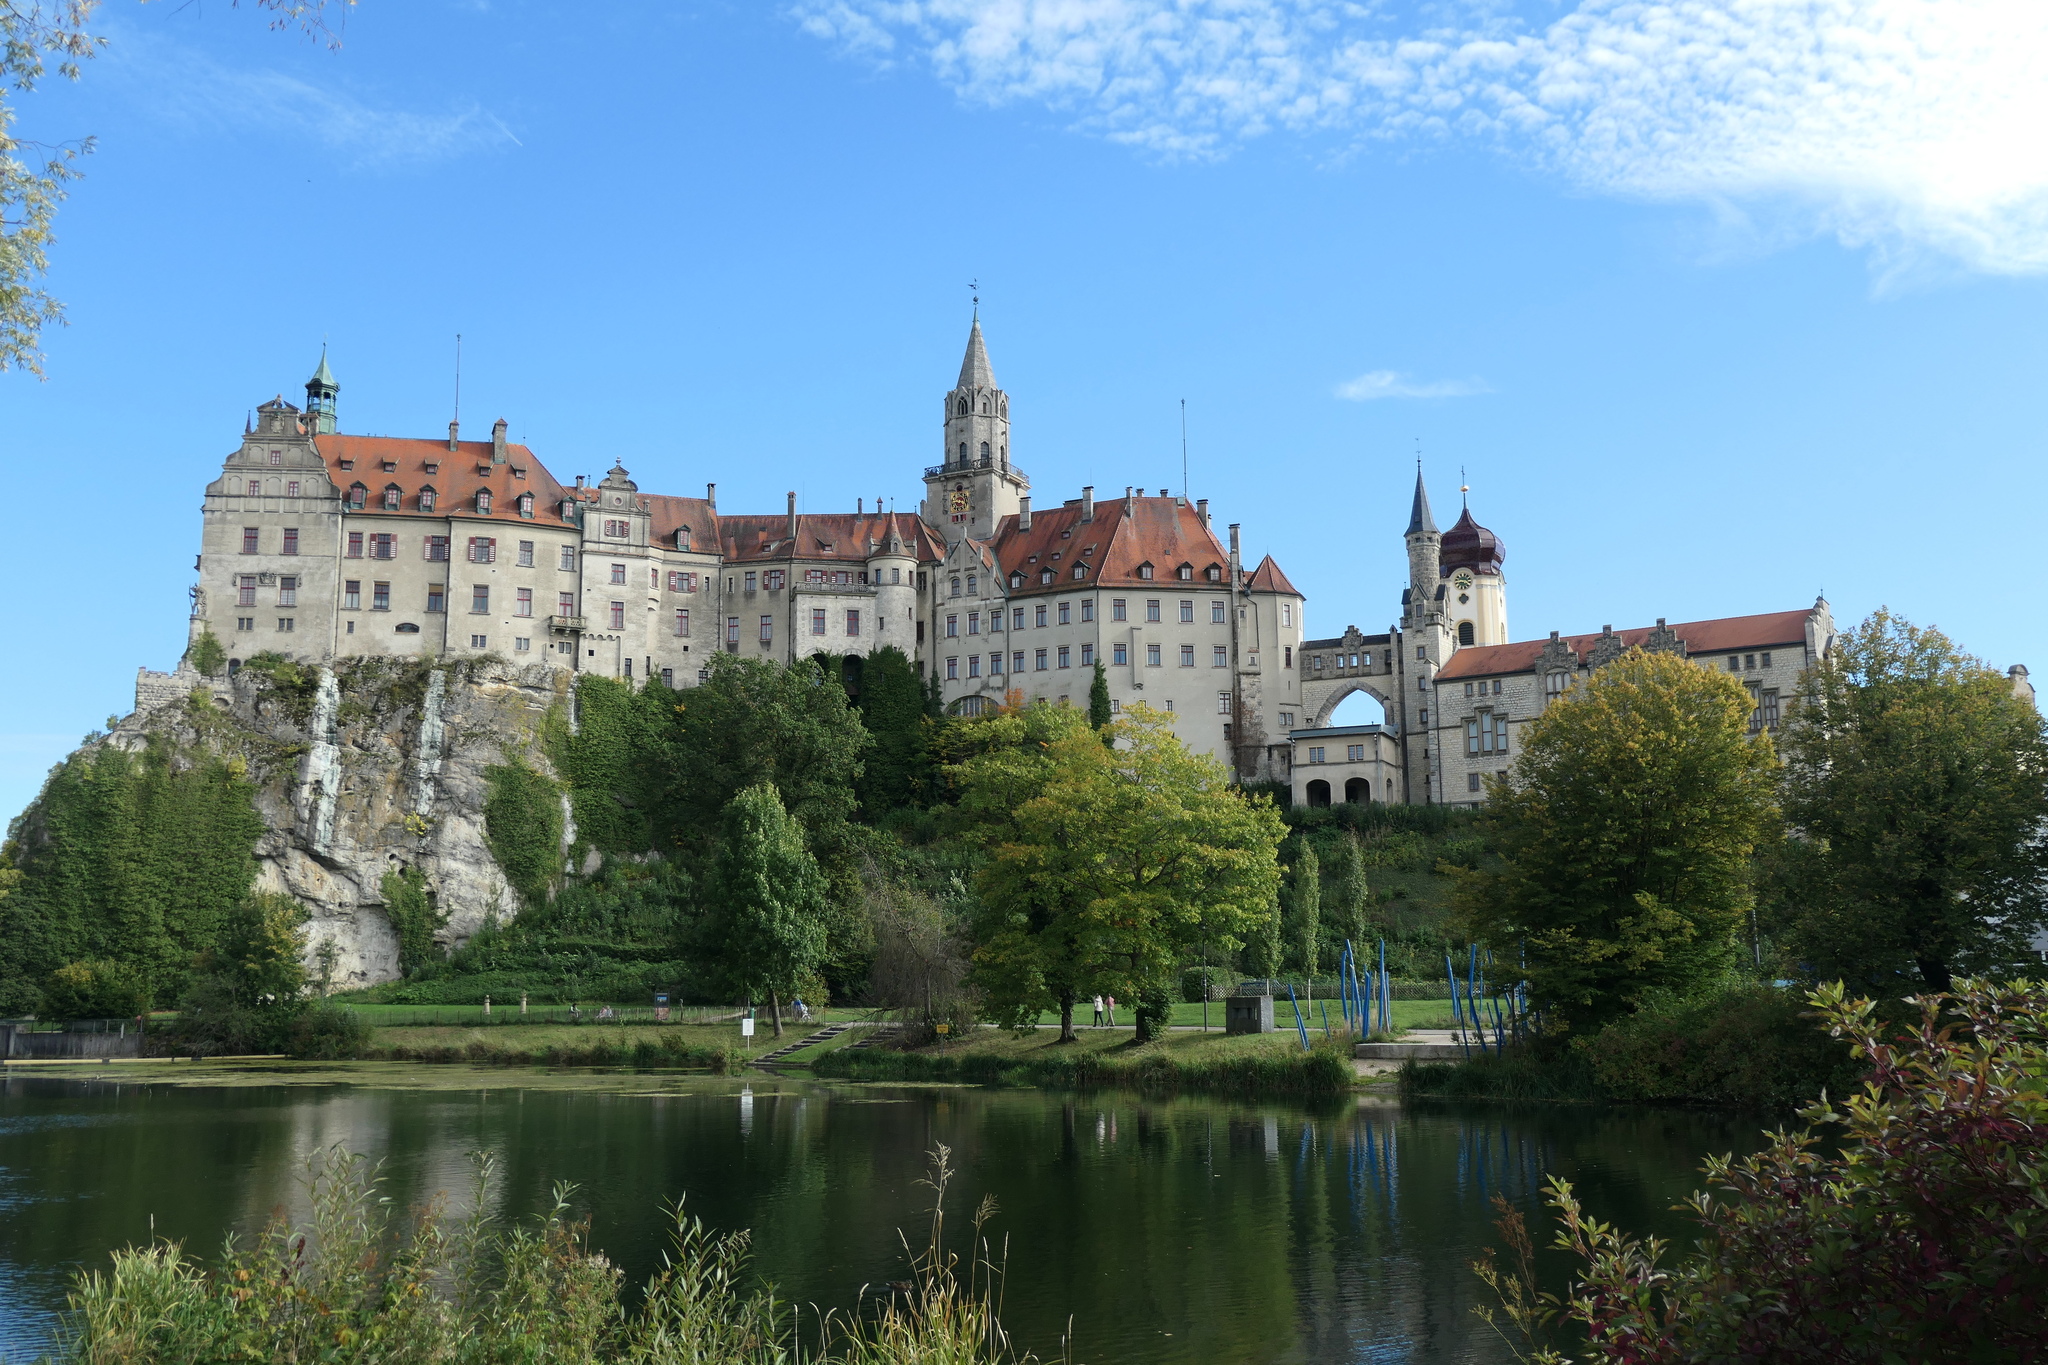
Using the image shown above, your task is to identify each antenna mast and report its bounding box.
[1180,398,1188,500]
[454,333,462,427]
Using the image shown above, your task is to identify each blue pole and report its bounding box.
[1321,1000,1333,1039]
[1285,982,1311,1051]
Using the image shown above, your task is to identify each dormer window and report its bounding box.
[381,461,397,473]
[1072,566,1086,580]
[1039,569,1054,585]
[678,527,692,551]
[423,462,439,475]
[476,490,492,515]
[1176,563,1193,580]
[1010,572,1025,589]
[382,484,402,511]
[1205,565,1222,582]
[419,486,437,512]
[338,460,355,470]
[512,466,527,480]
[347,482,367,509]
[1137,563,1154,580]
[517,492,534,518]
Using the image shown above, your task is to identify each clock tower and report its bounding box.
[921,315,1029,544]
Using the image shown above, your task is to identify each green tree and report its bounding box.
[1457,649,1779,1033]
[1327,830,1370,954]
[1284,837,1321,977]
[1242,898,1284,979]
[851,645,935,816]
[955,704,1284,1041]
[1088,661,1112,731]
[187,626,227,678]
[1774,610,2048,992]
[174,891,309,1054]
[482,758,564,905]
[380,865,446,977]
[706,784,827,1038]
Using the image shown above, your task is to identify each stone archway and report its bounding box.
[1305,779,1331,808]
[1301,677,1395,729]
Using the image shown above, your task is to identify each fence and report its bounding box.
[1,1020,145,1060]
[1223,979,1467,1002]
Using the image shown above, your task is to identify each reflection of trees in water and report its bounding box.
[1,1080,1759,1365]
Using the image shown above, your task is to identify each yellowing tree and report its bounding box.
[955,704,1284,1041]
[1458,648,1779,1032]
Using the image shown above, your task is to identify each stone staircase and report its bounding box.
[750,1020,898,1068]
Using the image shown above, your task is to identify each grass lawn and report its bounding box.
[341,1003,868,1029]
[370,1018,875,1058]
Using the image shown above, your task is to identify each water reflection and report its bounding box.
[0,1073,1758,1364]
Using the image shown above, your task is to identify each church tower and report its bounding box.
[921,315,1029,544]
[1440,487,1508,647]
[305,348,338,435]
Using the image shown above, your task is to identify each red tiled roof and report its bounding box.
[987,495,1228,596]
[1246,554,1302,597]
[719,512,941,565]
[1437,609,1817,681]
[315,434,573,528]
[638,493,719,552]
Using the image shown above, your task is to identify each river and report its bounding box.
[0,1065,1760,1363]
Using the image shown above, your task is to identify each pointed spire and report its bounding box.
[957,316,996,391]
[1406,463,1438,536]
[311,345,335,388]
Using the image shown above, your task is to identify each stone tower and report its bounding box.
[1440,491,1509,647]
[921,315,1029,544]
[305,348,338,435]
[1404,465,1441,623]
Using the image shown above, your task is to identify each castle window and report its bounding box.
[1147,644,1162,667]
[1012,607,1025,630]
[1058,602,1070,625]
[1727,656,1740,671]
[980,442,990,460]
[1309,747,1326,765]
[1010,572,1024,589]
[347,532,363,558]
[1458,621,1475,646]
[467,537,496,564]
[1212,601,1226,623]
[1348,744,1364,762]
[1035,605,1048,628]
[1465,682,1475,697]
[967,654,980,678]
[992,652,1005,674]
[1761,652,1772,668]
[946,615,958,638]
[1113,643,1128,666]
[378,484,398,510]
[1035,649,1048,671]
[277,576,297,607]
[287,481,300,497]
[1762,688,1781,729]
[950,576,961,597]
[1282,603,1293,627]
[471,634,489,650]
[1146,600,1161,622]
[516,588,533,618]
[347,483,367,509]
[372,534,396,559]
[560,546,577,572]
[476,490,492,514]
[518,540,534,567]
[1744,653,1756,670]
[1112,599,1127,622]
[472,585,491,614]
[1058,646,1071,668]
[981,399,990,415]
[1213,646,1228,667]
[616,564,631,585]
[236,575,256,607]
[1468,772,1483,793]
[419,487,437,512]
[957,442,968,461]
[968,611,980,635]
[426,535,450,561]
[956,398,968,416]
[1179,600,1194,623]
[604,518,628,538]
[1081,600,1094,622]
[1137,563,1154,580]
[1038,568,1053,585]
[1206,565,1222,582]
[1073,566,1086,580]
[1180,645,1195,667]
[267,449,282,466]
[428,586,446,613]
[1279,711,1293,727]
[246,480,261,497]
[966,572,978,595]
[559,592,576,618]
[277,617,295,632]
[373,582,390,611]
[1545,671,1568,705]
[1013,650,1025,672]
[846,609,861,637]
[1081,643,1094,666]
[241,527,259,554]
[678,527,692,551]
[278,528,298,556]
[675,609,690,637]
[606,601,624,629]
[343,582,361,610]
[759,615,774,645]
[1313,655,1324,670]
[946,656,959,680]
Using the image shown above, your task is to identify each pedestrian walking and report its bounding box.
[1105,995,1117,1027]
[1092,995,1104,1027]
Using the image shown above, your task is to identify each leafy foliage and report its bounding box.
[1,740,265,1013]
[955,704,1284,1040]
[1521,979,2048,1363]
[42,957,148,1020]
[704,783,828,1033]
[849,645,938,816]
[186,627,227,678]
[1087,661,1112,731]
[1284,837,1321,976]
[1774,609,2048,992]
[482,757,564,905]
[379,865,446,978]
[545,675,670,859]
[170,892,309,1055]
[1457,649,1779,1032]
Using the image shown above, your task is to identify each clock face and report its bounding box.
[1453,571,1473,591]
[948,488,970,514]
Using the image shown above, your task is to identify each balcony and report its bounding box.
[548,615,586,633]
[923,454,997,479]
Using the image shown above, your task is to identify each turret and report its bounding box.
[922,314,1029,543]
[304,348,338,435]
[1404,466,1440,622]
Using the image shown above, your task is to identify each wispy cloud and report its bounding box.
[791,1,2048,275]
[106,29,518,170]
[1335,369,1490,401]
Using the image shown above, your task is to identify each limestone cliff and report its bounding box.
[115,657,573,991]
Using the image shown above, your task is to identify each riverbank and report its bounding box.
[810,1025,1360,1097]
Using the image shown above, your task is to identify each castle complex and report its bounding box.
[164,320,2032,805]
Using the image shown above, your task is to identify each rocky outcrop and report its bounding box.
[111,658,572,991]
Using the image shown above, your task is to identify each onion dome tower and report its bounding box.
[1440,483,1508,647]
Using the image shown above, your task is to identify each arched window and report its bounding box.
[1345,777,1369,804]
[1305,779,1331,808]
[1458,621,1475,646]
[957,442,967,462]
[949,577,961,597]
[419,486,437,512]
[1544,671,1569,705]
[966,573,977,594]
[382,484,401,510]
[476,489,492,514]
[979,441,990,460]
[981,398,990,414]
[956,398,968,416]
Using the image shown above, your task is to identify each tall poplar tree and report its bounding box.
[707,784,827,1038]
[1088,662,1113,732]
[1285,838,1321,978]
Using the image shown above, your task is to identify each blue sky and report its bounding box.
[4,0,2045,821]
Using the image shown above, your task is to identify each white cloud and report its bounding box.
[1335,369,1491,400]
[106,28,518,170]
[791,0,2048,274]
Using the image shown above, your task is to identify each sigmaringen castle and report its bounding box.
[151,319,2032,807]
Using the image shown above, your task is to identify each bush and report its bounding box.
[288,1002,372,1059]
[42,959,150,1020]
[1514,980,2048,1363]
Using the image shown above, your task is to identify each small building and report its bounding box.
[1288,724,1402,808]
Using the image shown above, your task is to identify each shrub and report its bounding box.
[1501,979,2048,1363]
[1584,984,1861,1110]
[288,1002,372,1059]
[42,959,150,1020]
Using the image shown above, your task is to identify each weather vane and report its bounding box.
[1461,464,1469,508]
[970,277,980,310]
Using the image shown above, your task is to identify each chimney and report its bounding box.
[1081,485,1095,522]
[1550,630,1560,640]
[706,482,716,508]
[786,491,798,540]
[575,475,586,489]
[858,498,864,514]
[491,418,508,464]
[1159,488,1169,498]
[1196,498,1209,526]
[1228,523,1242,577]
[1018,496,1032,532]
[447,419,460,452]
[1124,485,1135,514]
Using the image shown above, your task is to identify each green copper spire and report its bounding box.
[306,346,339,434]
